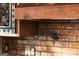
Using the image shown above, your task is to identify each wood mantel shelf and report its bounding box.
[15,4,79,20]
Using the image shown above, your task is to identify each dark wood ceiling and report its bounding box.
[15,3,78,7]
[15,3,53,7]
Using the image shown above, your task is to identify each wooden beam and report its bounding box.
[15,4,79,20]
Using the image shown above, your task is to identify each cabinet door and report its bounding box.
[0,3,15,34]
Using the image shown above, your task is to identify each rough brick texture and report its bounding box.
[6,22,79,56]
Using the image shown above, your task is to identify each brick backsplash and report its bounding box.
[33,23,79,56]
[5,23,79,56]
[16,31,79,56]
[6,32,79,56]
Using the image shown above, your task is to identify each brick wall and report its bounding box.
[34,23,79,56]
[14,22,79,56]
[3,37,17,55]
[2,20,79,56]
[15,34,79,56]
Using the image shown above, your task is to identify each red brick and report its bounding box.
[41,46,47,52]
[36,52,41,56]
[76,35,79,41]
[48,47,62,53]
[69,35,76,41]
[54,41,68,47]
[62,48,77,55]
[17,40,24,44]
[60,30,70,36]
[35,46,47,52]
[9,51,17,56]
[41,40,47,46]
[47,36,53,40]
[35,40,41,45]
[77,48,79,55]
[41,52,48,56]
[61,36,76,41]
[61,42,69,47]
[17,50,25,56]
[70,30,79,35]
[69,42,79,48]
[47,53,54,56]
[38,36,46,40]
[47,41,54,46]
[61,36,70,41]
[54,41,62,47]
[35,46,41,52]
[27,40,36,45]
[0,49,2,54]
[48,24,62,30]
